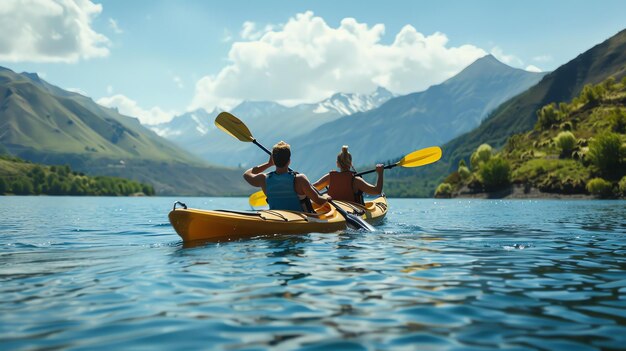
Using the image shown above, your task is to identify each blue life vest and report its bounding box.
[265,171,305,211]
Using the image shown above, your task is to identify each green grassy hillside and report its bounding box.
[384,28,626,197]
[0,68,199,162]
[435,77,626,199]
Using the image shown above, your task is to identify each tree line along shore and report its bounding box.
[0,155,154,196]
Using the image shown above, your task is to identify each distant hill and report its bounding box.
[149,87,394,167]
[0,67,251,195]
[384,28,626,197]
[288,55,547,179]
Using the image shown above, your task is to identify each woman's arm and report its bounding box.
[354,164,384,195]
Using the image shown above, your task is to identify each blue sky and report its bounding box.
[1,0,625,124]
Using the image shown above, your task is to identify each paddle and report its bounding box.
[215,112,374,231]
[247,146,443,207]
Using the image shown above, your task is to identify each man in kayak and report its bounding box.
[313,145,384,204]
[244,141,331,212]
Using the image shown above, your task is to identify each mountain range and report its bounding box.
[149,87,394,167]
[385,28,626,196]
[0,67,251,195]
[3,28,625,197]
[288,55,547,178]
[151,56,546,178]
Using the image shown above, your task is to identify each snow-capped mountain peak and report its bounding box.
[148,108,218,138]
[190,113,210,135]
[313,87,394,116]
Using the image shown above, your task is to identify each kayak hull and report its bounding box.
[169,196,387,242]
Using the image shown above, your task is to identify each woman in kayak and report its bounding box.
[313,145,384,204]
[243,141,330,212]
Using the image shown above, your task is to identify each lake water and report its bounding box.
[1,197,625,350]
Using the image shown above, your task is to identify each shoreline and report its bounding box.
[451,184,605,200]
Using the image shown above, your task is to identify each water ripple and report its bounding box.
[0,197,624,350]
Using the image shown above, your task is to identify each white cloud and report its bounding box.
[239,21,275,40]
[532,55,552,62]
[173,75,184,89]
[490,46,524,67]
[106,85,114,94]
[109,18,123,34]
[190,11,486,111]
[97,94,177,125]
[0,0,110,63]
[240,21,257,40]
[525,65,542,73]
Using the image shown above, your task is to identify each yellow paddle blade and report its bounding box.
[215,112,255,142]
[398,146,443,167]
[248,190,268,207]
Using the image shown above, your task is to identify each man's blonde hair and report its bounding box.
[272,141,291,167]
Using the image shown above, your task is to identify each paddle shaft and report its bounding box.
[355,163,398,177]
[252,139,272,156]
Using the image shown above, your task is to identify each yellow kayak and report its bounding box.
[169,196,387,242]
